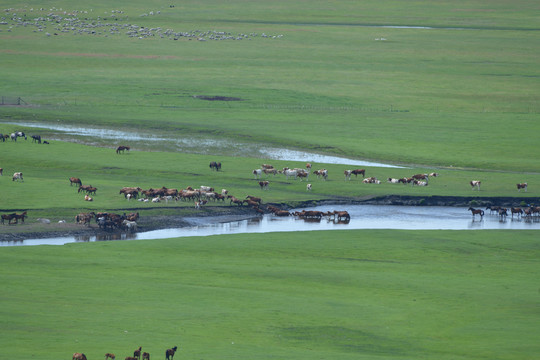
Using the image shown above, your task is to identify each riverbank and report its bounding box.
[1,195,538,242]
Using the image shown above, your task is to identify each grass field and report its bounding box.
[1,0,539,171]
[1,1,539,359]
[1,230,539,360]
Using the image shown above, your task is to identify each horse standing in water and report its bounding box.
[468,207,484,219]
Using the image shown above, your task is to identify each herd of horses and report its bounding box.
[73,345,177,360]
[468,205,540,220]
[0,131,49,144]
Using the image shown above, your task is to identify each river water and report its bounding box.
[2,205,538,246]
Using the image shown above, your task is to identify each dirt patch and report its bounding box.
[193,95,244,101]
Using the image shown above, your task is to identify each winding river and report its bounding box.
[2,205,539,246]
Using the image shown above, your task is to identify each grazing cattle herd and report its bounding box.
[1,135,538,229]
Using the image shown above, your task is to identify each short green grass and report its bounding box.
[0,230,538,360]
[1,0,539,171]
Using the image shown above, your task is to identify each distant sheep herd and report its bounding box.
[0,135,535,228]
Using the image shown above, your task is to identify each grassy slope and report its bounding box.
[1,0,539,171]
[0,229,538,360]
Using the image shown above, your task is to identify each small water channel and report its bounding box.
[4,121,403,168]
[3,205,538,246]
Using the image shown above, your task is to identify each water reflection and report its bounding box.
[3,205,540,246]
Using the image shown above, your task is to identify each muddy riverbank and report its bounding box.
[1,195,537,242]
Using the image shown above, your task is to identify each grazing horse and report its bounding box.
[12,172,23,182]
[105,353,116,360]
[142,353,150,360]
[134,346,142,360]
[165,346,178,360]
[516,183,528,192]
[69,177,82,186]
[116,145,130,154]
[31,135,41,143]
[468,207,484,219]
[209,161,221,171]
[470,180,481,191]
[1,213,16,225]
[73,353,87,360]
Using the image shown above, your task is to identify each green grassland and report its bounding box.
[0,140,538,219]
[1,0,539,171]
[1,230,538,360]
[1,2,540,359]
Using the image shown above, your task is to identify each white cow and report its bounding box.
[12,172,23,182]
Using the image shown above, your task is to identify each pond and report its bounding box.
[2,205,538,246]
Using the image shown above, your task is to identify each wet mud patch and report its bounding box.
[193,95,244,101]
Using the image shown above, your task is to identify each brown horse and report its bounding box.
[13,211,27,224]
[468,207,484,219]
[209,161,221,171]
[69,177,82,186]
[105,353,116,360]
[142,352,150,360]
[73,353,88,360]
[1,213,17,225]
[165,346,178,360]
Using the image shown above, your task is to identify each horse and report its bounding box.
[134,346,142,360]
[511,207,523,218]
[165,346,178,360]
[498,208,508,220]
[116,145,130,154]
[468,207,484,219]
[13,211,27,224]
[142,352,150,360]
[0,133,4,142]
[1,213,17,225]
[69,177,82,186]
[105,353,116,360]
[73,353,87,360]
[31,135,41,143]
[209,161,221,171]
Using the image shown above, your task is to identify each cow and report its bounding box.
[253,168,262,179]
[12,172,23,182]
[306,183,312,191]
[517,183,527,192]
[470,180,481,191]
[105,353,116,360]
[344,170,352,180]
[351,169,365,178]
[259,180,269,190]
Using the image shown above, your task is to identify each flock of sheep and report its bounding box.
[2,7,284,41]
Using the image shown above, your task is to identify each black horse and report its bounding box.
[31,135,41,143]
[0,133,5,142]
[165,346,178,360]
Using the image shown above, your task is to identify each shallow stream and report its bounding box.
[2,205,538,246]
